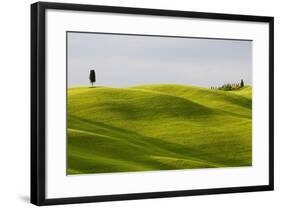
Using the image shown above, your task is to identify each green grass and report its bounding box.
[67,84,252,174]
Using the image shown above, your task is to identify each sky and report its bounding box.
[67,32,252,88]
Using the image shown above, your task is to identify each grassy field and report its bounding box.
[67,84,252,174]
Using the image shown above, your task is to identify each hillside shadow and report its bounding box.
[68,116,247,168]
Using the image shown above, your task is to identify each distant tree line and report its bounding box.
[210,79,245,91]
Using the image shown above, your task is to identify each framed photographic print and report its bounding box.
[31,2,274,206]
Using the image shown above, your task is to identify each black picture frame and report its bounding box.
[31,1,274,206]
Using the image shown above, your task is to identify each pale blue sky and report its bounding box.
[67,32,252,88]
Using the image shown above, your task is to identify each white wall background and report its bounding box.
[0,0,279,207]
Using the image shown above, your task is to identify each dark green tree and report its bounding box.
[240,79,244,88]
[89,70,96,87]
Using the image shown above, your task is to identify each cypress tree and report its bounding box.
[89,70,96,87]
[240,79,244,88]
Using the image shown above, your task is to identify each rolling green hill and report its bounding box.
[67,84,252,174]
